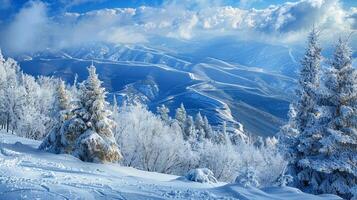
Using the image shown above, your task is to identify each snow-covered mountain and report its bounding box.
[0,132,342,200]
[15,38,299,136]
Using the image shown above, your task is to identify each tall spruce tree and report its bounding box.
[314,38,356,199]
[195,112,205,141]
[281,28,322,190]
[73,65,122,163]
[175,103,187,129]
[286,36,356,199]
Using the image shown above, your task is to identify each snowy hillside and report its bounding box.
[0,132,341,200]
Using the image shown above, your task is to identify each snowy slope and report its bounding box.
[0,132,342,200]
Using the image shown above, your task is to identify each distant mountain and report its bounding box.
[16,38,299,137]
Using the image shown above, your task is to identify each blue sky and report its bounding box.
[1,0,356,16]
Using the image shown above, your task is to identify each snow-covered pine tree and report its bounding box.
[42,65,122,163]
[184,115,196,141]
[288,37,356,199]
[72,65,122,163]
[294,27,322,133]
[175,103,187,129]
[157,104,170,122]
[39,80,73,152]
[277,104,299,159]
[203,116,213,139]
[310,38,356,199]
[213,121,229,144]
[195,112,205,141]
[281,28,322,180]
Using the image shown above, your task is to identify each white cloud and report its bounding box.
[1,1,49,53]
[0,0,355,53]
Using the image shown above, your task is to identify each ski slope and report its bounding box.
[0,132,341,200]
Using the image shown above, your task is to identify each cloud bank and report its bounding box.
[0,0,356,54]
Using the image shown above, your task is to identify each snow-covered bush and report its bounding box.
[185,168,217,183]
[235,167,260,187]
[197,136,286,185]
[113,102,285,184]
[275,166,294,187]
[198,141,240,182]
[114,104,194,174]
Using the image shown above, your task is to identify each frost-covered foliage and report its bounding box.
[175,103,187,129]
[275,166,294,187]
[302,38,356,199]
[40,65,122,163]
[0,50,58,139]
[114,102,285,185]
[70,65,122,163]
[156,104,170,122]
[185,168,217,183]
[278,28,322,160]
[114,104,193,174]
[281,34,357,199]
[235,167,260,187]
[39,80,73,153]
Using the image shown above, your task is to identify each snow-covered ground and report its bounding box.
[0,132,341,200]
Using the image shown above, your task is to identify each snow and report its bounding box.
[0,132,342,199]
[184,168,218,184]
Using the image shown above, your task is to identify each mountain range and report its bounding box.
[15,37,300,137]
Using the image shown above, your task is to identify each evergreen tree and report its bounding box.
[294,28,322,133]
[157,104,170,122]
[39,80,72,152]
[288,37,356,199]
[58,80,71,111]
[41,65,122,163]
[195,112,205,141]
[314,38,356,199]
[203,116,213,139]
[213,121,229,144]
[282,28,322,168]
[175,103,187,129]
[73,65,122,162]
[277,104,299,159]
[184,115,196,141]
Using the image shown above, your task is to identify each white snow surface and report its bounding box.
[0,132,342,200]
